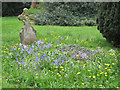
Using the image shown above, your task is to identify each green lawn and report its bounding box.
[2,17,119,88]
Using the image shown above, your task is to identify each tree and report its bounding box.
[31,0,37,9]
[97,2,120,47]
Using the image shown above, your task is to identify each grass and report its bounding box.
[2,17,119,88]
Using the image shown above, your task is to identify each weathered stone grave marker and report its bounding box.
[18,8,37,45]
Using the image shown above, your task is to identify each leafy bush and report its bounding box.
[35,2,99,26]
[97,2,120,47]
[2,2,31,16]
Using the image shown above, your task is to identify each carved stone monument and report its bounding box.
[18,8,37,45]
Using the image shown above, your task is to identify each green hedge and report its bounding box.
[35,2,99,26]
[97,2,120,47]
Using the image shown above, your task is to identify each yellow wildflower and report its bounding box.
[57,73,59,75]
[93,76,95,78]
[77,72,81,75]
[89,76,91,78]
[60,66,63,68]
[112,53,115,56]
[82,83,84,85]
[112,63,114,65]
[66,74,68,76]
[105,72,107,74]
[100,72,104,74]
[4,51,6,53]
[99,85,102,87]
[9,53,12,55]
[105,75,107,77]
[109,53,112,55]
[83,65,85,68]
[54,66,57,68]
[108,69,111,72]
[105,64,110,66]
[62,69,64,71]
[97,61,100,63]
[97,74,99,76]
[49,70,50,72]
[17,80,19,82]
[99,66,101,68]
[59,75,61,77]
[18,48,20,50]
[105,68,107,69]
[36,73,38,76]
[117,87,119,88]
[60,71,62,73]
[88,70,91,72]
[45,38,46,41]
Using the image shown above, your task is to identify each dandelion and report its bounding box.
[36,73,38,76]
[109,53,112,55]
[98,65,101,68]
[108,69,111,72]
[99,85,102,87]
[93,76,95,78]
[89,76,91,78]
[112,53,115,56]
[105,64,110,66]
[112,63,114,65]
[105,72,107,74]
[77,72,81,75]
[105,68,107,69]
[82,83,84,85]
[88,70,91,72]
[57,73,59,75]
[97,74,99,76]
[83,65,85,68]
[100,72,104,74]
[60,66,63,69]
[9,53,12,56]
[59,75,61,77]
[17,80,19,82]
[97,61,100,63]
[105,75,107,77]
[49,70,50,72]
[62,69,64,71]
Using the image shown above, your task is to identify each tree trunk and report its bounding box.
[31,0,36,9]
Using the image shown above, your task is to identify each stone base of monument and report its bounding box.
[20,21,37,45]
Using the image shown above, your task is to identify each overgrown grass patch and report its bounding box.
[2,17,119,88]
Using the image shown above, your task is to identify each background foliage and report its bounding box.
[2,2,31,17]
[97,2,120,47]
[35,2,99,26]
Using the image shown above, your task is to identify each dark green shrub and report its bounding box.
[97,2,120,47]
[2,2,31,17]
[35,2,99,26]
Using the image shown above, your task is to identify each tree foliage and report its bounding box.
[97,2,120,47]
[35,2,99,26]
[2,2,31,17]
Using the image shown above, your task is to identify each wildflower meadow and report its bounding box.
[2,17,120,88]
